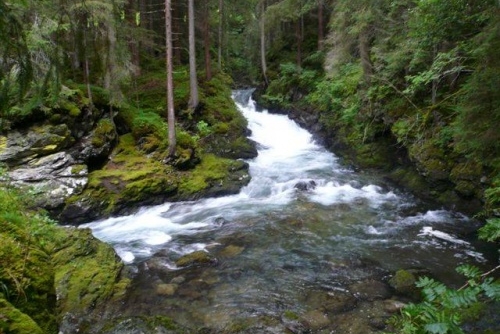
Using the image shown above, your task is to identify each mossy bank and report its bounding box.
[0,186,129,333]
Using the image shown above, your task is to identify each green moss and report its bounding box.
[53,228,128,316]
[283,310,299,320]
[59,100,81,117]
[71,164,87,175]
[389,269,419,299]
[0,136,7,151]
[0,198,59,333]
[69,134,178,215]
[0,298,44,334]
[178,154,239,196]
[175,250,216,267]
[92,118,116,148]
[0,186,128,333]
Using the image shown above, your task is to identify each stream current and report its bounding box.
[83,90,495,332]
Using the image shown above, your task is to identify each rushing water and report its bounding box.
[82,90,495,332]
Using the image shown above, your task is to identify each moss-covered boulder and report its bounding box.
[0,185,129,334]
[59,134,178,223]
[177,153,250,199]
[0,298,44,334]
[389,269,422,300]
[0,124,73,166]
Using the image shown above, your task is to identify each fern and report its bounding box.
[390,265,500,333]
[478,218,500,242]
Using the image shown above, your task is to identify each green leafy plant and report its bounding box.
[389,264,500,334]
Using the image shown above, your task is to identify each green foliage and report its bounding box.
[264,62,319,107]
[307,63,362,127]
[196,120,212,138]
[478,218,500,243]
[390,265,500,333]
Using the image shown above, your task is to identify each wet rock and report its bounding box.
[175,250,217,268]
[300,309,331,331]
[349,279,392,301]
[303,289,357,314]
[389,269,421,299]
[383,299,407,313]
[294,180,317,191]
[70,118,117,164]
[218,245,245,258]
[214,216,229,226]
[6,152,88,210]
[99,316,184,334]
[0,124,73,166]
[170,276,186,284]
[156,283,178,296]
[369,317,388,330]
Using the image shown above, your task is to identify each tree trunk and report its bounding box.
[203,1,212,81]
[82,27,93,108]
[172,0,182,64]
[260,0,268,85]
[318,0,324,50]
[127,0,141,76]
[165,0,176,158]
[188,0,199,110]
[218,0,223,70]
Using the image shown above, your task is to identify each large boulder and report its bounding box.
[6,152,88,209]
[0,124,73,166]
[1,120,118,214]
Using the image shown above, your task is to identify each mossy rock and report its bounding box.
[177,153,250,199]
[0,186,129,333]
[175,250,217,267]
[408,141,452,182]
[389,269,421,300]
[100,316,186,334]
[53,228,128,317]
[0,208,59,333]
[60,134,179,222]
[0,298,44,334]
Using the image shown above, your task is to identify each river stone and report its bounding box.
[294,180,317,191]
[218,245,244,258]
[156,283,178,296]
[175,250,217,268]
[389,269,420,299]
[303,289,357,314]
[300,309,331,330]
[348,279,392,301]
[383,299,407,313]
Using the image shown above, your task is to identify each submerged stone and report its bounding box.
[175,250,217,268]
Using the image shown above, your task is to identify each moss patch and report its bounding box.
[65,133,178,217]
[0,298,44,334]
[0,185,129,333]
[53,228,128,316]
[178,153,249,198]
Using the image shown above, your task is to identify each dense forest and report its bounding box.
[1,0,500,333]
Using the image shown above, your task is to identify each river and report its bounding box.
[82,90,494,333]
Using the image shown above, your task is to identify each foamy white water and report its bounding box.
[82,90,488,270]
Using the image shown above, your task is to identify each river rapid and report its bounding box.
[82,90,495,333]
